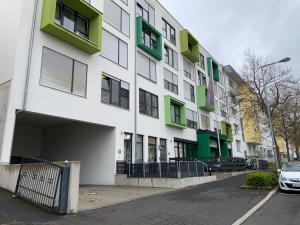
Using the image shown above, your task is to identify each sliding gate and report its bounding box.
[15,157,70,213]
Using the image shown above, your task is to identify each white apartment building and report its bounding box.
[0,0,249,185]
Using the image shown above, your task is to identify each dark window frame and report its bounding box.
[101,73,130,109]
[136,51,156,83]
[139,89,159,118]
[164,68,178,94]
[199,54,205,70]
[159,138,167,162]
[171,103,181,124]
[186,109,198,129]
[162,18,176,45]
[148,136,157,162]
[164,44,178,70]
[184,81,195,103]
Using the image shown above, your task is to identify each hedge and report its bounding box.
[246,171,278,188]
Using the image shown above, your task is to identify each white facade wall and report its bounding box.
[0,0,248,183]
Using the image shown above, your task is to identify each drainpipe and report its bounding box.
[133,0,137,163]
[22,0,38,111]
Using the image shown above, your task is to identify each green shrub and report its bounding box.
[268,162,276,170]
[246,171,278,188]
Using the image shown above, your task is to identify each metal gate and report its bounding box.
[15,157,70,213]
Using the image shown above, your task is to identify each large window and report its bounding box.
[101,30,128,68]
[236,140,241,152]
[164,44,178,69]
[124,133,132,162]
[171,103,181,124]
[40,47,87,97]
[199,54,205,70]
[136,0,155,26]
[197,70,207,87]
[174,141,187,159]
[136,51,156,82]
[135,135,143,163]
[184,81,195,102]
[183,58,195,80]
[162,18,176,45]
[148,137,157,162]
[55,1,89,39]
[142,28,157,51]
[234,124,239,135]
[186,109,197,129]
[103,0,130,36]
[201,114,210,130]
[220,103,227,118]
[139,89,158,118]
[101,74,129,109]
[164,68,178,94]
[159,139,167,162]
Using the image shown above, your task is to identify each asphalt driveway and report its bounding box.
[0,175,268,225]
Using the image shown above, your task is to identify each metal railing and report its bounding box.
[116,161,208,178]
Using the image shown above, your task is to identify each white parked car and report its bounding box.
[279,162,300,191]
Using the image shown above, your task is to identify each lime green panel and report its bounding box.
[221,121,233,141]
[196,85,214,112]
[136,16,162,60]
[207,57,220,81]
[164,96,186,129]
[40,0,102,54]
[180,29,200,63]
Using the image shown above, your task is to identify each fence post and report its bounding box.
[58,161,70,214]
[128,163,131,178]
[196,161,198,177]
[188,161,190,177]
[159,162,161,178]
[178,162,181,178]
[143,163,145,178]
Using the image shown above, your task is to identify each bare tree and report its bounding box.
[239,50,296,167]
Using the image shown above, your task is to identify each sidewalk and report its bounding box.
[0,174,269,225]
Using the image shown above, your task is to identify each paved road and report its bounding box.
[0,175,268,225]
[243,191,300,225]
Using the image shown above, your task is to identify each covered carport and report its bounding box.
[10,111,116,185]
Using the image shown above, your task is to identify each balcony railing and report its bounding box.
[116,161,208,178]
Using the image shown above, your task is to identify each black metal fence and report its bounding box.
[15,157,70,214]
[116,161,207,178]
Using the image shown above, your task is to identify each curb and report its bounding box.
[231,187,278,225]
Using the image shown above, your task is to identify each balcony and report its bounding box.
[180,29,200,63]
[196,85,215,112]
[40,0,102,54]
[136,16,162,60]
[164,96,186,129]
[207,57,220,81]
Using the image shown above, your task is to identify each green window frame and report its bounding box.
[136,16,162,60]
[164,96,186,129]
[180,29,200,63]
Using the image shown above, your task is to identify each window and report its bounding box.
[219,71,225,85]
[135,135,143,163]
[164,68,178,94]
[142,28,157,51]
[197,70,207,87]
[186,109,197,129]
[148,137,157,162]
[104,0,130,36]
[136,51,156,82]
[136,0,155,26]
[171,103,181,124]
[220,103,227,118]
[229,79,234,89]
[164,44,178,69]
[162,19,176,45]
[55,2,89,39]
[101,30,128,68]
[183,58,195,80]
[199,54,205,70]
[40,47,87,97]
[213,120,221,133]
[218,86,225,100]
[184,81,195,102]
[124,133,132,162]
[236,140,241,152]
[101,74,129,109]
[240,119,245,141]
[234,124,239,135]
[174,141,187,159]
[201,115,210,130]
[139,89,158,118]
[159,139,167,162]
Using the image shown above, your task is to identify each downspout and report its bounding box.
[133,0,137,163]
[22,0,38,111]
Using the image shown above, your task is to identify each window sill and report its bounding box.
[139,113,159,120]
[39,83,87,99]
[101,101,130,111]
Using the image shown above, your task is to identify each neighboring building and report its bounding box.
[0,0,250,185]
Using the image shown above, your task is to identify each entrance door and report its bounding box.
[124,133,132,163]
[148,137,157,162]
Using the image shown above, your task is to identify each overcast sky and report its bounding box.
[158,0,300,79]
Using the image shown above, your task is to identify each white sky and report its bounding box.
[158,0,300,79]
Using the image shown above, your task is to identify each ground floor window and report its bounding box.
[159,139,167,162]
[124,133,132,162]
[135,135,143,163]
[148,136,157,162]
[174,141,187,159]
